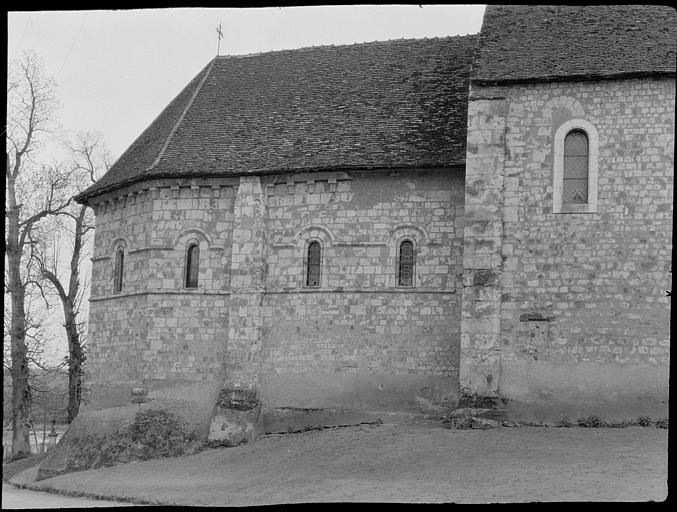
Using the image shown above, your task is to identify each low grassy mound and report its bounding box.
[2,452,48,482]
[37,407,202,481]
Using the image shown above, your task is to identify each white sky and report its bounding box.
[7,5,486,364]
[8,5,486,160]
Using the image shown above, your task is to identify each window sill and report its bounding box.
[555,203,597,214]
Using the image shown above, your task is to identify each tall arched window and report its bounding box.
[185,244,199,289]
[398,240,414,287]
[113,249,124,293]
[563,130,589,204]
[553,119,599,214]
[306,241,321,287]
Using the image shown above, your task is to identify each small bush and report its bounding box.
[558,415,574,428]
[577,415,605,428]
[128,409,196,459]
[637,416,652,427]
[70,428,132,471]
[655,418,669,429]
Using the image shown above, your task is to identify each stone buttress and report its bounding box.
[459,85,507,398]
[208,176,267,445]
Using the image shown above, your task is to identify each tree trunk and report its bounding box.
[63,299,84,424]
[6,174,33,459]
[9,291,32,458]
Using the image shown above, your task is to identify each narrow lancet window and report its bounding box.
[563,130,589,204]
[306,241,321,287]
[398,240,414,287]
[185,244,199,289]
[114,249,124,293]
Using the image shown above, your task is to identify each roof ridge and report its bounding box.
[214,34,478,60]
[147,57,218,171]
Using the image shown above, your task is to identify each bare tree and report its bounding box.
[5,50,72,459]
[36,132,110,424]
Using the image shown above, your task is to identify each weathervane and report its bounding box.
[216,22,223,56]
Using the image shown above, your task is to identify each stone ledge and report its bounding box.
[265,288,456,294]
[90,289,232,301]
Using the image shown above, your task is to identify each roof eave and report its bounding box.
[74,162,467,205]
[471,69,676,87]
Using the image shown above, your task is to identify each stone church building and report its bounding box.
[70,5,673,446]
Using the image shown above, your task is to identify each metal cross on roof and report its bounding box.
[216,22,223,56]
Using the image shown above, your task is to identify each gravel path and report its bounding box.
[30,423,668,504]
[1,484,128,508]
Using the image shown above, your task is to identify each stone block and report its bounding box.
[208,388,264,447]
[444,408,505,429]
[473,269,500,287]
[447,407,507,421]
[470,418,502,429]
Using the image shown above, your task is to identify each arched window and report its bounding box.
[553,119,599,214]
[185,244,199,289]
[563,130,589,204]
[113,249,124,293]
[398,240,415,287]
[306,241,321,287]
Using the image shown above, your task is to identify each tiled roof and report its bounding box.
[77,35,477,202]
[472,5,677,84]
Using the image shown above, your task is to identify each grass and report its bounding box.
[2,452,48,482]
[560,415,669,429]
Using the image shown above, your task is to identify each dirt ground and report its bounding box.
[27,422,668,504]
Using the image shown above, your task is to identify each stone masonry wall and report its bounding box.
[465,77,674,419]
[259,170,465,413]
[86,177,237,404]
[85,169,465,418]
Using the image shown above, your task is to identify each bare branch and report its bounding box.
[6,50,63,454]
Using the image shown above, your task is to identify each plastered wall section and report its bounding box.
[86,178,237,406]
[497,78,673,415]
[259,170,465,413]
